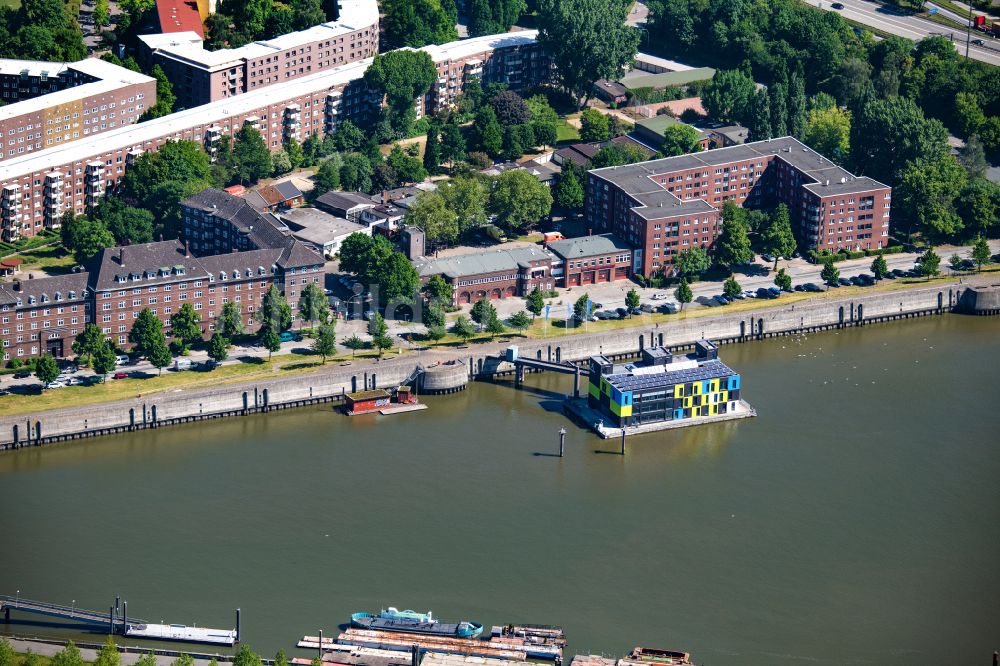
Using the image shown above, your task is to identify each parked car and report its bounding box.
[591,302,604,309]
[615,307,628,319]
[45,381,66,389]
[731,291,746,299]
[838,277,852,286]
[279,331,302,343]
[794,284,806,292]
[831,2,844,9]
[65,376,82,386]
[858,274,875,285]
[112,371,129,380]
[650,293,668,301]
[715,295,730,305]
[767,286,782,298]
[891,269,906,278]
[803,282,823,292]
[13,370,31,379]
[972,38,984,45]
[657,303,678,314]
[115,354,130,366]
[639,303,655,313]
[742,290,756,299]
[761,253,774,263]
[174,358,195,371]
[849,276,864,286]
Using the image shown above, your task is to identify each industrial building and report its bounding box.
[587,340,742,428]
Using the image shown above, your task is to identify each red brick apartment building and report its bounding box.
[0,31,546,243]
[138,0,379,108]
[0,234,322,361]
[414,247,554,306]
[585,136,892,277]
[545,233,633,286]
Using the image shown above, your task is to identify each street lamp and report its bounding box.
[72,599,75,617]
[15,590,19,607]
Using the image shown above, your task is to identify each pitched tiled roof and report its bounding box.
[87,241,209,292]
[546,234,632,260]
[0,273,89,305]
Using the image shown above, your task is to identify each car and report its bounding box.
[13,370,31,379]
[858,274,875,286]
[732,291,746,299]
[279,331,301,343]
[112,371,129,380]
[657,303,678,314]
[794,284,805,291]
[849,276,863,286]
[174,358,195,371]
[615,307,628,319]
[115,354,130,366]
[767,286,782,298]
[831,2,844,8]
[904,269,919,278]
[715,295,730,305]
[803,282,823,292]
[742,290,756,299]
[65,376,82,386]
[838,277,852,286]
[628,307,643,315]
[59,363,78,374]
[959,259,976,271]
[756,287,773,299]
[883,271,897,279]
[973,38,984,46]
[594,311,609,320]
[640,303,655,313]
[591,302,604,310]
[761,253,774,263]
[826,281,840,288]
[45,381,66,389]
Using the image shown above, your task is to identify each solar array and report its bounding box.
[608,360,734,393]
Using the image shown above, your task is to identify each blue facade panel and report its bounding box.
[728,375,741,391]
[674,408,684,420]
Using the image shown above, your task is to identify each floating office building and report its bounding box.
[587,340,743,428]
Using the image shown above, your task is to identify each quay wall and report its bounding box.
[0,280,989,448]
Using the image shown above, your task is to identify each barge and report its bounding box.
[350,608,482,638]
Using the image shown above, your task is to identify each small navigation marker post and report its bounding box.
[559,428,566,457]
[620,429,626,456]
[318,629,323,660]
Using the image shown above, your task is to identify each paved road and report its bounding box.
[817,0,1000,67]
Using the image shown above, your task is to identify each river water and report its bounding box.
[1,316,998,666]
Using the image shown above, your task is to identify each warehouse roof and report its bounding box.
[546,234,631,260]
[413,246,550,279]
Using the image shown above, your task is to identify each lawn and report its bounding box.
[0,0,20,9]
[13,245,77,274]
[555,119,580,143]
[0,348,396,417]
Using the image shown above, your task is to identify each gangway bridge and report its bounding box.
[500,347,583,398]
[0,594,239,646]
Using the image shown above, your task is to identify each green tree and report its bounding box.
[573,292,591,320]
[423,122,442,174]
[957,177,1000,237]
[917,248,941,279]
[660,123,702,157]
[271,149,292,177]
[470,298,496,326]
[958,135,988,178]
[298,282,330,328]
[36,353,59,386]
[0,637,16,666]
[774,268,792,291]
[674,246,710,278]
[233,645,263,666]
[954,91,985,139]
[714,202,754,271]
[368,313,392,357]
[821,261,840,287]
[485,313,506,338]
[93,340,118,379]
[343,334,366,357]
[148,337,173,375]
[382,0,458,48]
[94,0,110,26]
[423,275,454,305]
[475,106,504,157]
[120,140,213,239]
[261,285,292,331]
[51,643,85,666]
[489,169,553,233]
[625,288,640,314]
[208,332,229,365]
[93,199,155,246]
[426,324,447,343]
[536,0,640,106]
[439,122,466,167]
[949,253,963,272]
[232,125,273,184]
[769,82,788,136]
[22,650,40,666]
[525,287,545,318]
[553,163,585,211]
[722,276,741,299]
[312,323,337,363]
[747,89,772,142]
[364,49,438,135]
[895,153,967,242]
[408,192,458,246]
[675,277,693,310]
[172,655,195,666]
[970,236,991,271]
[761,204,797,268]
[702,69,755,124]
[259,324,282,360]
[72,322,107,363]
[802,106,851,163]
[313,158,342,196]
[870,253,889,281]
[169,302,203,352]
[129,308,167,360]
[333,120,365,152]
[850,96,949,184]
[440,176,489,235]
[589,143,647,168]
[62,216,115,264]
[140,65,176,120]
[219,302,245,339]
[386,144,427,184]
[509,310,531,334]
[579,108,610,142]
[452,315,475,343]
[423,303,446,329]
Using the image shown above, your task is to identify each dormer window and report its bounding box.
[258,266,265,275]
[27,296,35,304]
[116,275,126,283]
[40,294,49,303]
[232,270,239,279]
[219,271,226,281]
[69,291,76,299]
[55,292,62,301]
[15,298,22,306]
[245,269,252,278]
[131,273,140,281]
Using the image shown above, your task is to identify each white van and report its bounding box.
[174,358,194,371]
[115,354,130,366]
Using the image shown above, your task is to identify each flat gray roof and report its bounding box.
[546,233,631,259]
[414,246,549,279]
[279,207,366,239]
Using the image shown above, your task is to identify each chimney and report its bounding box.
[120,247,125,265]
[382,190,389,205]
[159,233,164,242]
[587,228,592,236]
[12,279,20,291]
[184,240,191,258]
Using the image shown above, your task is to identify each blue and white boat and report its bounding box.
[350,607,483,638]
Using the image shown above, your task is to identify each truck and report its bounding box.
[973,14,1000,36]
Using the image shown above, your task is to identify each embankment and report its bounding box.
[1,279,996,448]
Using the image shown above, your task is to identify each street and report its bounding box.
[817,0,1000,67]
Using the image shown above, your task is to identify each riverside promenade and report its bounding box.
[0,277,993,448]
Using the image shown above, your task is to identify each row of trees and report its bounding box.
[206,0,330,49]
[0,0,86,62]
[647,0,1000,243]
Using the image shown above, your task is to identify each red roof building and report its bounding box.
[156,0,205,38]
